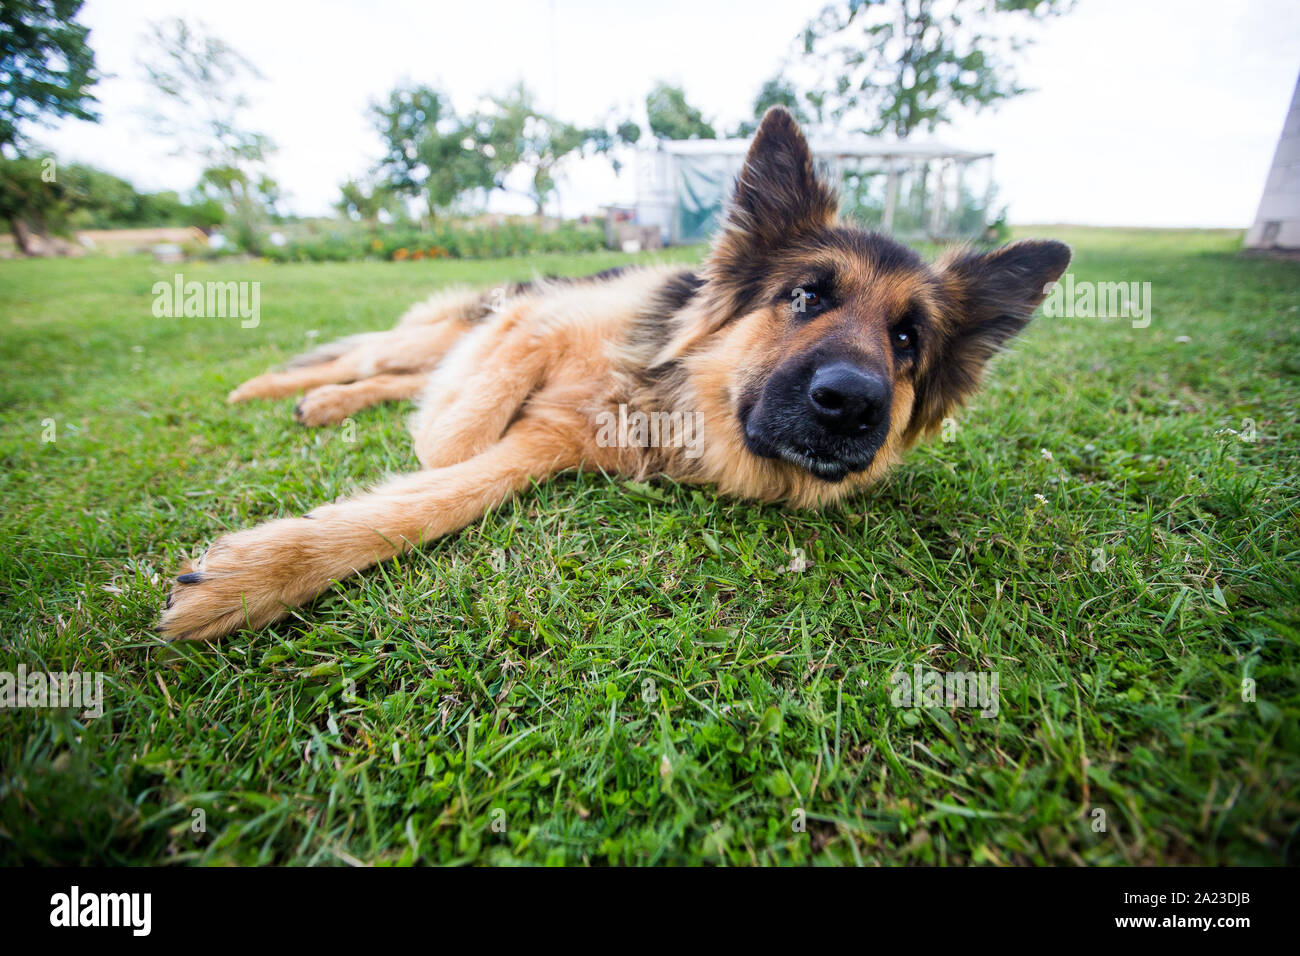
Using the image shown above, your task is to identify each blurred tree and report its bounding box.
[63,163,136,221]
[583,115,642,175]
[799,0,1071,139]
[0,0,101,252]
[645,82,716,140]
[135,188,223,230]
[486,84,590,219]
[0,0,101,155]
[192,164,277,232]
[0,154,67,252]
[59,163,223,228]
[336,176,403,227]
[140,18,277,251]
[616,121,642,146]
[731,76,825,138]
[371,85,498,224]
[1,156,223,249]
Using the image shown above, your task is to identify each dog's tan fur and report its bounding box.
[159,108,1069,640]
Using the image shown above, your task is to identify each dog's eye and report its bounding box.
[791,287,826,316]
[892,325,917,351]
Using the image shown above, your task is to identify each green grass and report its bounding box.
[0,228,1296,865]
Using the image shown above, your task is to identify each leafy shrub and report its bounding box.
[263,221,604,263]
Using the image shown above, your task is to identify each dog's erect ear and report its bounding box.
[698,106,838,322]
[909,239,1071,438]
[723,106,837,248]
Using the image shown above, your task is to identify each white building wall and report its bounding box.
[1246,71,1300,249]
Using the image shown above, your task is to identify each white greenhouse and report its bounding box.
[633,137,996,246]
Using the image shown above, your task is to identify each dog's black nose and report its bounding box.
[808,363,890,435]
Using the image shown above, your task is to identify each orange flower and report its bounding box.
[412,248,426,260]
[393,248,409,260]
[370,238,383,251]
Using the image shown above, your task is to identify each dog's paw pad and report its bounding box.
[156,522,312,641]
[156,544,259,641]
[157,580,244,641]
[294,385,353,427]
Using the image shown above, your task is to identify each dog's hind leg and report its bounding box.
[393,285,494,329]
[276,287,490,371]
[226,354,371,403]
[293,372,430,426]
[157,416,581,641]
[277,331,389,370]
[227,320,470,404]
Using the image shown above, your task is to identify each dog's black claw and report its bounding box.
[176,572,203,584]
[293,402,304,420]
[165,592,174,609]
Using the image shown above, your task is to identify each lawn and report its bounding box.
[0,227,1296,865]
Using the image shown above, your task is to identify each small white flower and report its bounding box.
[1034,493,1048,506]
[1040,448,1054,461]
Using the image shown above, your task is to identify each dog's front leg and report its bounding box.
[158,418,580,640]
[412,325,551,469]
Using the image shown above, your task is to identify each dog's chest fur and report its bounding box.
[423,264,895,510]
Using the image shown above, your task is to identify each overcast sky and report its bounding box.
[32,0,1300,227]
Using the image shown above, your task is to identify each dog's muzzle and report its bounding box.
[742,356,892,482]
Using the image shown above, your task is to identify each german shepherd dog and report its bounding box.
[158,107,1070,640]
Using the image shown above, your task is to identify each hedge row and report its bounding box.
[263,222,605,263]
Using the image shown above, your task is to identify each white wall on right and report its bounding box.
[1246,72,1300,248]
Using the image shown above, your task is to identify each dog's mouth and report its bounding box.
[740,403,880,483]
[768,445,862,483]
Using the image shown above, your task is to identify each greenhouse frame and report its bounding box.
[634,137,996,246]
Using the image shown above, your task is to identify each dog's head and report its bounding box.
[695,107,1070,485]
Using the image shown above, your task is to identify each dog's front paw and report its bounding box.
[158,523,304,640]
[294,384,355,426]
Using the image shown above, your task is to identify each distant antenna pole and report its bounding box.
[550,0,559,114]
[551,0,560,219]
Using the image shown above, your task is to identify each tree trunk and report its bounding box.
[534,167,548,222]
[8,216,34,256]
